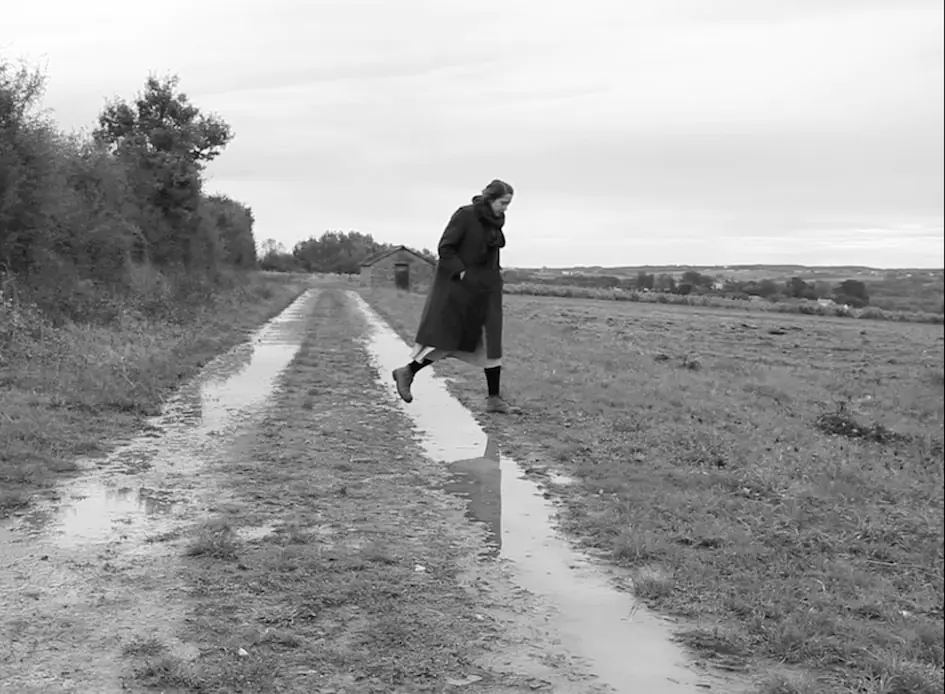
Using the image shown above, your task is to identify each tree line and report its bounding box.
[259,231,435,274]
[504,269,875,308]
[1,58,256,323]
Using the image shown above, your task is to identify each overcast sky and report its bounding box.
[4,0,943,268]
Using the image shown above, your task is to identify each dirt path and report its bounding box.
[1,287,750,693]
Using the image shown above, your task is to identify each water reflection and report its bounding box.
[0,289,319,549]
[352,290,746,694]
[443,438,502,558]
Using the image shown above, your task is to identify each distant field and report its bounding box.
[507,264,945,318]
[502,281,944,325]
[365,287,945,693]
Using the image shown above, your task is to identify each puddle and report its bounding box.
[351,291,742,694]
[0,287,320,691]
[0,289,318,551]
[443,446,502,559]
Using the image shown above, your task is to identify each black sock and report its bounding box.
[484,366,501,396]
[408,359,433,374]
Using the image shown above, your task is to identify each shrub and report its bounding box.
[1,57,259,325]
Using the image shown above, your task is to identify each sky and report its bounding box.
[3,0,943,269]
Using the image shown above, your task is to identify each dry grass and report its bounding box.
[363,287,945,693]
[0,271,311,516]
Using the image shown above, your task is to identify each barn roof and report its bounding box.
[360,245,435,267]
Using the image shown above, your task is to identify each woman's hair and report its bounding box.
[481,179,514,201]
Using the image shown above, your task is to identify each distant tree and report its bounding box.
[757,279,780,298]
[813,280,833,299]
[678,270,717,293]
[260,238,285,257]
[837,279,868,300]
[636,271,655,290]
[93,74,234,268]
[786,276,817,300]
[258,238,300,272]
[203,194,256,268]
[654,273,676,292]
[835,279,870,307]
[292,230,387,274]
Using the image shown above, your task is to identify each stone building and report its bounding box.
[359,245,435,291]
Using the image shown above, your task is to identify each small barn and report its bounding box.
[359,245,435,291]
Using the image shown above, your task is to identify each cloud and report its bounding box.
[3,0,942,267]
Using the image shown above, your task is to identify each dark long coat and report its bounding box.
[414,203,504,359]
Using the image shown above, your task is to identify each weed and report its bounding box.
[185,521,240,560]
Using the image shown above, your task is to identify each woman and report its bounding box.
[392,179,515,414]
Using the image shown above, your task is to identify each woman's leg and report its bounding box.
[393,346,447,403]
[484,365,501,396]
[481,329,509,412]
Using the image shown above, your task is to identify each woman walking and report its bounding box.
[392,179,515,414]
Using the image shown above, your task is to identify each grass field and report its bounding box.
[0,271,311,516]
[500,282,944,325]
[363,287,945,694]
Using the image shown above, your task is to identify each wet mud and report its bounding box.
[351,290,750,694]
[0,289,319,693]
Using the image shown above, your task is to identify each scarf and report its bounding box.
[471,195,507,251]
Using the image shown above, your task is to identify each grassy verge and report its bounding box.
[362,287,945,694]
[0,271,311,516]
[125,289,539,693]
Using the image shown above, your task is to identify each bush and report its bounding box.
[1,58,258,324]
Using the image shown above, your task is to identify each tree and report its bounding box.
[835,279,869,308]
[95,75,231,164]
[93,74,233,267]
[287,231,433,275]
[1,54,258,323]
[260,238,285,257]
[636,271,654,290]
[293,230,386,274]
[203,195,256,268]
[786,276,817,300]
[680,270,715,292]
[0,60,55,276]
[758,279,780,298]
[837,279,868,301]
[654,273,676,292]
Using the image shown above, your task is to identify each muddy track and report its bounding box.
[0,287,750,693]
